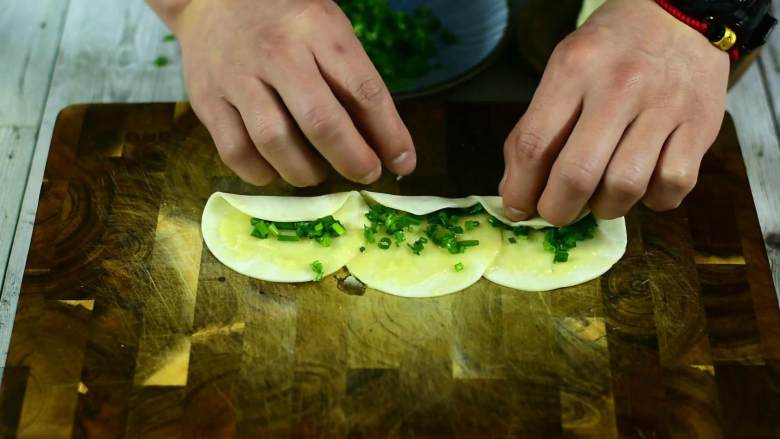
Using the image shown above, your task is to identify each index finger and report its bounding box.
[263,49,382,184]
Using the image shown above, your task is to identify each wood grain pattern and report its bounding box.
[0,0,186,367]
[0,0,69,126]
[727,63,780,304]
[0,102,777,437]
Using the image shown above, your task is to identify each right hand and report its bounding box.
[166,0,416,186]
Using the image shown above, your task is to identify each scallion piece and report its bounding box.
[310,260,324,282]
[459,240,480,248]
[378,237,392,250]
[251,220,270,239]
[508,237,517,244]
[277,234,300,242]
[332,222,346,236]
[364,225,376,243]
[454,262,464,272]
[359,246,366,253]
[317,235,332,247]
[465,220,480,231]
[267,223,280,237]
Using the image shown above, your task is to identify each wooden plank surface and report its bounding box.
[0,0,186,366]
[0,1,69,126]
[0,128,37,298]
[0,0,69,298]
[727,62,780,302]
[0,102,777,437]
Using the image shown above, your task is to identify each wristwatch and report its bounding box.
[665,0,776,58]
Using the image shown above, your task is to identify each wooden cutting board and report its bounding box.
[1,102,779,437]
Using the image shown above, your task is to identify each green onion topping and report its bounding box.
[454,262,464,272]
[250,215,348,247]
[311,260,324,281]
[378,237,392,250]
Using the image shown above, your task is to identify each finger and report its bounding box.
[500,65,583,221]
[537,91,640,226]
[311,31,416,176]
[642,123,708,211]
[261,48,382,184]
[192,94,277,186]
[228,77,328,187]
[589,111,675,219]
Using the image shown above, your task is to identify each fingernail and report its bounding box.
[392,150,416,174]
[360,167,382,185]
[504,206,530,221]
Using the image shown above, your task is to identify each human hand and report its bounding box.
[154,0,416,186]
[500,0,729,225]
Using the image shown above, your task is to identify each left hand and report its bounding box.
[500,0,730,225]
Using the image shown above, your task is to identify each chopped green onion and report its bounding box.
[252,220,270,239]
[454,262,464,272]
[277,234,300,242]
[310,260,324,281]
[542,214,598,263]
[163,33,176,42]
[512,226,531,237]
[488,216,509,229]
[508,237,517,244]
[407,237,427,255]
[378,237,392,250]
[466,204,485,215]
[393,230,406,245]
[332,222,346,236]
[275,222,298,231]
[153,55,169,67]
[267,223,280,237]
[459,240,480,248]
[359,246,366,253]
[317,235,332,247]
[364,225,376,243]
[465,220,480,231]
[251,218,262,226]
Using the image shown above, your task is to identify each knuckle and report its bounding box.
[556,160,599,195]
[605,167,646,200]
[660,166,697,194]
[353,77,385,107]
[506,130,548,162]
[302,104,341,139]
[300,0,338,19]
[217,143,252,168]
[251,115,287,151]
[552,34,598,72]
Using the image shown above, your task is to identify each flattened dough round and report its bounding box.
[483,217,627,292]
[202,191,367,282]
[347,194,502,298]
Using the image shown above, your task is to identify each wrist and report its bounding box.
[660,0,776,58]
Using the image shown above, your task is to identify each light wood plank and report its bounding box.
[0,1,69,126]
[0,128,37,284]
[760,0,780,130]
[0,0,186,366]
[727,64,780,300]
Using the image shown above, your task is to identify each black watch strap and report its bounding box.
[671,0,776,55]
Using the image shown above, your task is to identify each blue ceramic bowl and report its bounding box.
[387,0,510,98]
